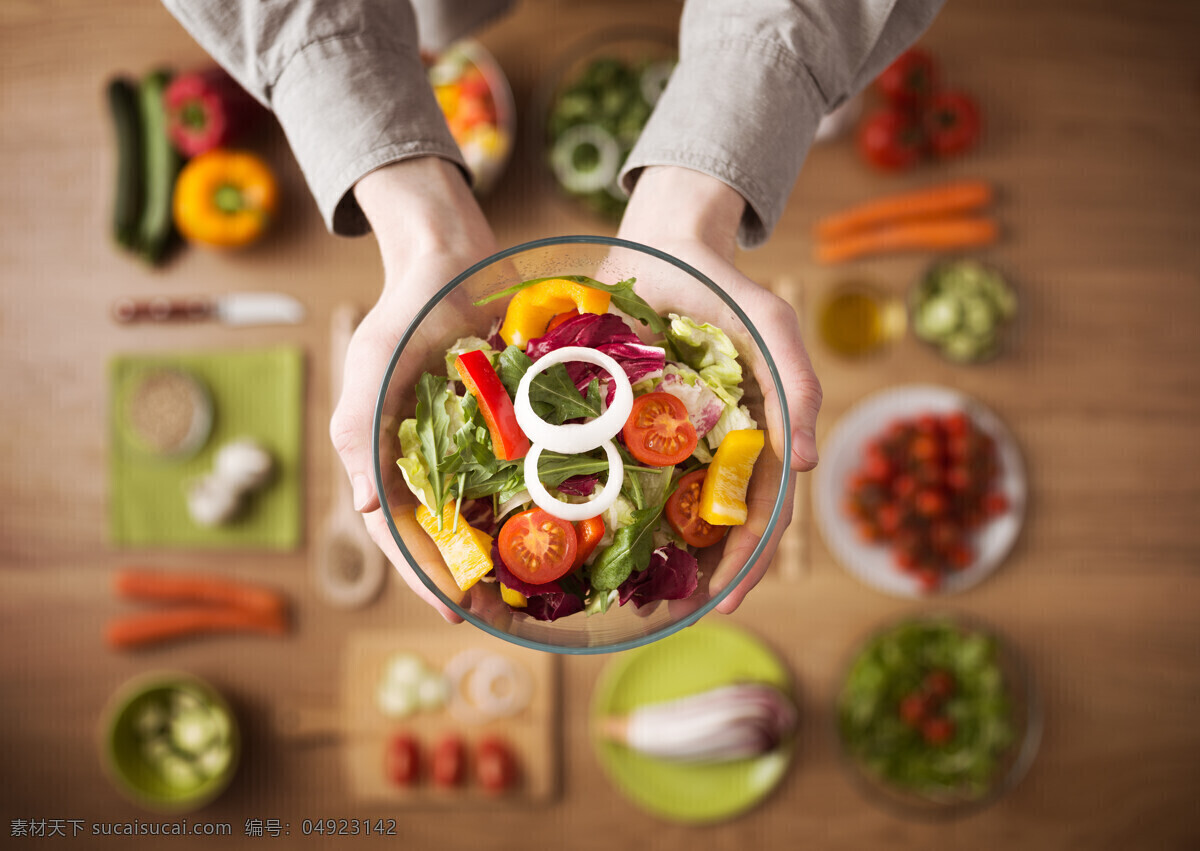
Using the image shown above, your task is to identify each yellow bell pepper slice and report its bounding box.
[415,504,494,592]
[499,278,611,348]
[500,583,528,608]
[699,429,765,526]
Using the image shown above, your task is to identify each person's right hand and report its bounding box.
[330,157,498,623]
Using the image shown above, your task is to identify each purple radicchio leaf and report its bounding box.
[618,543,700,609]
[526,313,665,401]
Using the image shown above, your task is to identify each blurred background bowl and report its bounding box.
[101,672,240,812]
[535,27,676,220]
[373,235,791,654]
[834,612,1041,819]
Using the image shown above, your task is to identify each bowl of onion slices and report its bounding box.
[373,236,791,653]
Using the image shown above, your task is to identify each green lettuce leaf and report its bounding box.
[666,313,744,406]
[396,419,436,511]
[589,502,664,591]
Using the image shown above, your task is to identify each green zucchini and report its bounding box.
[135,69,182,265]
[106,77,143,250]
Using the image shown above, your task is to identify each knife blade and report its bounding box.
[112,293,306,327]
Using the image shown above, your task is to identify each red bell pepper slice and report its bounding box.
[454,349,530,461]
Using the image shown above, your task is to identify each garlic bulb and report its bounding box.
[600,682,797,763]
[213,438,274,491]
[186,474,243,527]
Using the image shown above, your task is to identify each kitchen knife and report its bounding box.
[112,293,306,327]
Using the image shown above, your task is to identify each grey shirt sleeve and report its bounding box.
[621,0,946,248]
[162,0,510,236]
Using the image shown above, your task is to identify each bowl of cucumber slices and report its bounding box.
[909,259,1018,364]
[540,28,677,220]
[102,672,239,811]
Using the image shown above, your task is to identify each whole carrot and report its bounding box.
[815,217,999,264]
[114,569,286,616]
[105,606,289,650]
[815,180,993,243]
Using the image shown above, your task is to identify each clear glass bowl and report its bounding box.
[834,612,1042,819]
[372,236,790,654]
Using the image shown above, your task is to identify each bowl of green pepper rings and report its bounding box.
[537,28,677,220]
[836,613,1041,819]
[372,236,792,654]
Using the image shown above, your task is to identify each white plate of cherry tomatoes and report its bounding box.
[814,385,1026,597]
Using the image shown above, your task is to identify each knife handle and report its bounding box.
[112,297,214,323]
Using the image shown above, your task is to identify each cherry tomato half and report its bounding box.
[384,733,421,786]
[665,469,727,548]
[431,734,466,788]
[572,515,605,569]
[498,508,578,585]
[622,392,698,467]
[475,736,519,794]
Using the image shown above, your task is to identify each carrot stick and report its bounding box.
[815,217,999,264]
[105,606,289,650]
[815,180,994,243]
[114,569,286,616]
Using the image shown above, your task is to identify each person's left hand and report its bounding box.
[617,166,822,614]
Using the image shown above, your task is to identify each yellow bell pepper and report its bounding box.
[172,148,278,248]
[499,278,611,347]
[699,429,765,526]
[415,504,494,592]
[500,583,528,608]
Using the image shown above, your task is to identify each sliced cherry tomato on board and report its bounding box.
[925,90,982,158]
[475,736,519,794]
[858,108,927,171]
[876,48,940,108]
[572,515,605,569]
[384,733,421,786]
[622,391,698,467]
[497,508,578,585]
[455,349,530,461]
[666,469,728,548]
[431,734,466,788]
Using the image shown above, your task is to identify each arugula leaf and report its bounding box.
[414,373,456,526]
[589,502,665,591]
[475,275,666,335]
[494,345,600,424]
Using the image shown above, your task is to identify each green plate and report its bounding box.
[591,621,795,824]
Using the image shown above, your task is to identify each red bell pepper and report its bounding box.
[454,350,530,461]
[164,68,261,157]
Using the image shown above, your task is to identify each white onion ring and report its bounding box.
[514,346,633,454]
[443,649,532,723]
[524,439,624,521]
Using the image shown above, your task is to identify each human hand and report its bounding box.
[330,157,498,623]
[617,166,822,614]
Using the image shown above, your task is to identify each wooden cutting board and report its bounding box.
[339,628,559,805]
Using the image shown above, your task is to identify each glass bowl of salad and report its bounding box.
[835,614,1041,819]
[373,236,791,654]
[537,27,676,220]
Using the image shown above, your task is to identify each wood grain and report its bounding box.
[2,0,1199,848]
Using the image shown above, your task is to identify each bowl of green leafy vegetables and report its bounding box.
[836,614,1041,818]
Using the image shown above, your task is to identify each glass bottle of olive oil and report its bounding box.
[818,283,906,358]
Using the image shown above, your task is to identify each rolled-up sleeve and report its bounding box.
[622,0,945,247]
[162,0,507,235]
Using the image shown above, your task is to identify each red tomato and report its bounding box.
[921,716,956,746]
[876,48,940,108]
[572,515,605,569]
[923,669,956,700]
[925,90,982,158]
[915,488,948,517]
[430,734,466,788]
[915,566,942,592]
[475,736,518,794]
[877,502,903,535]
[858,109,926,171]
[666,469,728,548]
[899,692,928,727]
[984,491,1010,517]
[622,392,698,467]
[497,508,578,585]
[385,733,421,786]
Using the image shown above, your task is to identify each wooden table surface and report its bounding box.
[3,0,1199,847]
